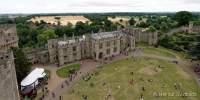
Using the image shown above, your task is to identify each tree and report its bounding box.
[139,17,143,21]
[129,18,136,26]
[37,29,57,46]
[158,35,176,49]
[63,25,74,37]
[119,19,123,22]
[136,21,149,28]
[40,20,46,24]
[190,35,200,59]
[148,26,156,32]
[75,21,91,35]
[16,23,31,47]
[12,47,31,84]
[174,11,193,26]
[160,22,169,32]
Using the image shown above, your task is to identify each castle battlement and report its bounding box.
[30,28,157,66]
[0,24,18,52]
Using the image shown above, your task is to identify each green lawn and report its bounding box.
[56,63,80,78]
[143,47,176,58]
[62,57,200,100]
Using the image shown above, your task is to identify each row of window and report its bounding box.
[51,44,77,52]
[99,40,118,49]
[106,47,118,55]
[63,46,77,52]
[64,53,77,59]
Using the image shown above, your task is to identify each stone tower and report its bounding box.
[189,21,194,33]
[0,24,18,52]
[0,51,20,100]
[148,32,158,46]
[0,24,20,100]
[48,39,59,64]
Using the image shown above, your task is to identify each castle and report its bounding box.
[0,24,18,52]
[189,21,200,33]
[0,24,20,100]
[46,28,157,66]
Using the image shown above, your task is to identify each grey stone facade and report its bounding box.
[48,36,91,65]
[24,48,49,65]
[0,51,20,100]
[189,21,200,33]
[28,28,158,66]
[91,31,133,60]
[125,28,158,45]
[0,24,20,100]
[48,29,138,66]
[0,24,18,52]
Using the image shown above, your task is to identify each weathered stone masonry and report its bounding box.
[0,24,20,100]
[47,28,157,66]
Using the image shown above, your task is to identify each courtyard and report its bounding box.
[34,46,200,100]
[60,47,200,100]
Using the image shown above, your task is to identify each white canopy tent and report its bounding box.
[21,68,46,90]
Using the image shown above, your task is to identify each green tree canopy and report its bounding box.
[129,18,136,26]
[12,48,31,84]
[148,26,156,32]
[174,11,193,26]
[37,29,57,46]
[190,35,200,59]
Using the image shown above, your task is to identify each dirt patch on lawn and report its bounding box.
[139,66,162,76]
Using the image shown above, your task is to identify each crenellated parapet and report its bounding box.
[0,24,18,52]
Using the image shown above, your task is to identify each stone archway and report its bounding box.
[93,52,96,58]
[98,52,103,59]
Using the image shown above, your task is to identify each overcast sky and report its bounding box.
[0,0,200,14]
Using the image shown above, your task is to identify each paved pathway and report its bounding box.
[33,64,65,91]
[42,60,100,100]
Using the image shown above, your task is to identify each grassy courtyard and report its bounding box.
[56,63,80,78]
[143,47,176,58]
[62,56,200,100]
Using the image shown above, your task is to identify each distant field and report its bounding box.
[29,16,90,26]
[108,16,147,26]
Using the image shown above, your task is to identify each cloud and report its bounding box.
[66,0,141,8]
[184,0,200,4]
[0,0,199,13]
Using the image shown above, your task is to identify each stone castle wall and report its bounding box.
[0,51,20,100]
[0,24,18,52]
[189,21,200,33]
[0,24,19,100]
[47,30,137,66]
[43,28,157,66]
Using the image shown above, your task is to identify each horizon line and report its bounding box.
[1,11,200,15]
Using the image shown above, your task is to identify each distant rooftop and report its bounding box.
[91,31,123,40]
[58,35,85,46]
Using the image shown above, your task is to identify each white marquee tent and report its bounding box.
[20,68,46,90]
